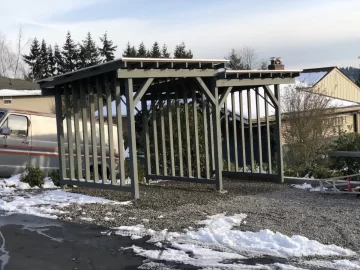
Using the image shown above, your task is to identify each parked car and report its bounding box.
[0,108,125,178]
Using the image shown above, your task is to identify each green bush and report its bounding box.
[48,170,60,186]
[330,132,360,175]
[124,159,146,184]
[20,166,45,187]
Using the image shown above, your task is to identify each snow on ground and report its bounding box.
[291,182,327,192]
[0,173,130,219]
[112,213,357,269]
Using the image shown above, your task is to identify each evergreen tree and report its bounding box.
[174,42,193,59]
[137,42,147,57]
[47,45,56,76]
[123,42,137,57]
[54,44,64,74]
[150,42,161,58]
[146,50,152,58]
[61,31,79,73]
[22,37,41,81]
[78,32,101,68]
[225,49,242,70]
[161,44,170,58]
[39,39,49,78]
[98,32,117,62]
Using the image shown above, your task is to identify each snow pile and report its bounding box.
[0,174,58,192]
[0,189,127,219]
[291,182,327,192]
[113,213,356,269]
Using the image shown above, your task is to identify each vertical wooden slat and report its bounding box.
[175,90,183,177]
[167,92,175,176]
[151,92,159,175]
[80,81,90,181]
[72,84,82,180]
[159,92,167,176]
[247,89,254,172]
[224,99,230,171]
[231,92,238,172]
[265,92,272,174]
[142,98,151,182]
[115,77,125,185]
[239,90,246,172]
[183,90,192,177]
[208,103,215,174]
[65,85,75,180]
[125,78,139,199]
[192,90,200,178]
[96,76,107,182]
[55,89,66,185]
[274,84,284,183]
[202,94,210,179]
[105,76,116,184]
[211,80,223,191]
[88,79,98,182]
[256,88,263,173]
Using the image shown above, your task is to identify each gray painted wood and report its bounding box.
[239,90,246,172]
[192,90,201,178]
[115,77,126,185]
[219,87,233,107]
[195,77,215,105]
[125,78,140,199]
[80,82,90,181]
[88,79,99,182]
[247,89,254,172]
[159,93,167,176]
[72,84,82,180]
[118,69,218,79]
[202,94,210,179]
[175,90,183,177]
[96,77,107,183]
[167,93,175,176]
[208,104,215,174]
[142,98,151,182]
[55,89,66,185]
[151,93,160,175]
[65,85,75,180]
[105,77,116,184]
[134,78,154,105]
[216,77,294,88]
[231,92,238,171]
[265,92,272,174]
[224,99,230,171]
[255,88,263,173]
[183,90,192,177]
[274,84,284,183]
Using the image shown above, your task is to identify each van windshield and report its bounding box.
[0,111,4,121]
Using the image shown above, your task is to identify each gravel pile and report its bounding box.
[59,179,360,251]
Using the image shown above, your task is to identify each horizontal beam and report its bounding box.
[148,174,216,184]
[62,179,132,191]
[216,77,295,88]
[133,78,154,104]
[118,69,218,79]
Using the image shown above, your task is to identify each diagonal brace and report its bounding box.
[263,86,279,108]
[133,78,154,105]
[219,87,233,107]
[195,77,215,105]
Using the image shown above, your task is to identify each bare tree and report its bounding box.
[0,33,15,77]
[13,24,31,78]
[281,85,336,167]
[225,45,260,70]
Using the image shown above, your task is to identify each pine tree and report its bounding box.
[161,44,170,58]
[22,37,41,81]
[78,32,101,68]
[174,42,193,59]
[99,32,117,62]
[225,49,242,70]
[61,31,79,73]
[150,42,161,58]
[137,42,147,57]
[47,45,56,76]
[123,42,137,57]
[39,39,49,78]
[54,44,64,74]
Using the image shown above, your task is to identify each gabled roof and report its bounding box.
[0,76,40,90]
[296,67,336,88]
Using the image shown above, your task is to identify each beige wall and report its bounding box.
[1,95,55,113]
[316,69,360,103]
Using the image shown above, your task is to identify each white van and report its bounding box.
[0,108,125,178]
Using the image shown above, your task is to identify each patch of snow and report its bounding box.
[129,217,136,220]
[157,215,164,219]
[142,219,149,223]
[104,217,115,221]
[80,217,94,222]
[0,174,59,192]
[332,259,360,269]
[291,183,327,192]
[0,89,42,97]
[105,212,113,215]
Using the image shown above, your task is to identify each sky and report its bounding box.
[1,0,360,70]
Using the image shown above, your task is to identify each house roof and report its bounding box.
[296,67,336,87]
[0,76,40,91]
[0,89,42,97]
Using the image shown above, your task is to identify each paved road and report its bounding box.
[0,214,149,270]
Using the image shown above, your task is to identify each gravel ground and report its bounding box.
[59,179,360,253]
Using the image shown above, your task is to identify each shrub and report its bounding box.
[20,166,45,187]
[330,132,360,175]
[124,159,146,184]
[48,170,60,186]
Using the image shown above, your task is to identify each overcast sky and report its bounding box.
[1,0,359,70]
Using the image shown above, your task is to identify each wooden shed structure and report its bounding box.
[38,58,301,199]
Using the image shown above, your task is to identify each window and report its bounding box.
[1,114,28,137]
[0,111,4,121]
[3,97,12,105]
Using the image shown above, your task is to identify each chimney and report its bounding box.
[268,57,285,70]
